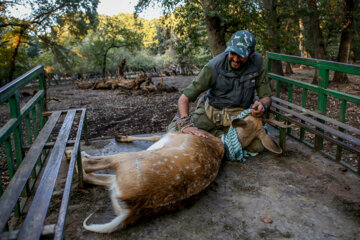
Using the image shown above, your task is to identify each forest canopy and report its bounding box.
[1,0,359,86]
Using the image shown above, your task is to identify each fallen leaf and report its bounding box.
[260,216,273,224]
[338,167,348,172]
[78,189,90,194]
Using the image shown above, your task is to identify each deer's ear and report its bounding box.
[257,131,282,154]
[231,118,247,128]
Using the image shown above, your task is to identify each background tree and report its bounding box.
[1,0,359,87]
[0,0,98,85]
[333,0,358,83]
[77,15,142,78]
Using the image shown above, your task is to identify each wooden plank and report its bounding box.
[0,111,61,231]
[270,103,360,147]
[17,110,76,240]
[0,224,55,240]
[22,140,77,150]
[272,97,360,136]
[271,110,360,155]
[54,109,86,240]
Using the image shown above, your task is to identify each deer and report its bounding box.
[70,114,283,233]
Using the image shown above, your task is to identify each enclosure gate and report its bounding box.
[266,52,360,172]
[0,65,46,216]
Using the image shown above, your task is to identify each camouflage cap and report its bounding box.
[225,30,256,58]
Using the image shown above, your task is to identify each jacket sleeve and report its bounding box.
[182,63,214,102]
[256,62,272,98]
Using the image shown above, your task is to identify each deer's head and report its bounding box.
[231,115,282,154]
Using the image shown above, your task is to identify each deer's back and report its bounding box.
[113,132,224,215]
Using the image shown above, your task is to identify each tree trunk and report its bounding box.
[298,0,308,69]
[262,0,284,76]
[333,0,355,83]
[201,0,226,57]
[8,27,26,83]
[118,59,126,77]
[262,0,284,91]
[102,50,108,80]
[308,0,327,84]
[285,62,294,74]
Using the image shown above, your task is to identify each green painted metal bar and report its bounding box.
[4,139,15,179]
[315,68,329,150]
[32,108,38,139]
[20,90,44,117]
[4,139,20,217]
[287,84,293,135]
[24,115,32,145]
[0,111,62,232]
[39,71,47,112]
[9,93,24,166]
[318,68,329,114]
[276,80,280,98]
[0,65,44,105]
[0,119,19,144]
[266,52,360,75]
[266,52,359,171]
[288,84,293,103]
[268,73,360,104]
[336,100,347,162]
[300,88,308,141]
[0,170,2,197]
[37,101,42,130]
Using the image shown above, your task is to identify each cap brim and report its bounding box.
[225,46,249,58]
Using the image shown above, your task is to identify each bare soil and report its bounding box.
[49,132,360,240]
[1,68,360,239]
[46,76,193,138]
[44,68,360,240]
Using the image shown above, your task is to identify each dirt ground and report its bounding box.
[1,67,360,239]
[43,68,360,239]
[47,129,360,240]
[46,75,193,138]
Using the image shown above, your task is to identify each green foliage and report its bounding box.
[1,0,360,83]
[0,0,99,84]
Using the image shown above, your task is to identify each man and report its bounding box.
[167,30,272,153]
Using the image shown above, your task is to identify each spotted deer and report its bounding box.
[74,115,283,233]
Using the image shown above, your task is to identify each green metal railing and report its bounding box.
[0,65,47,214]
[266,52,360,170]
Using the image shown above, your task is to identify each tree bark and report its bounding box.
[308,0,327,84]
[333,0,355,83]
[262,0,284,77]
[118,59,126,77]
[8,26,26,83]
[201,0,226,57]
[285,62,294,74]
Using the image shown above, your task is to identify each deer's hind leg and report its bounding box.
[65,150,115,186]
[84,172,115,186]
[81,152,114,173]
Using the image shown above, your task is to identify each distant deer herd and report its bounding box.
[66,114,283,233]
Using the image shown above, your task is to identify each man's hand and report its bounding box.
[251,100,265,117]
[182,126,208,138]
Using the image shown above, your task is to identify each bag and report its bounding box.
[203,98,244,126]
